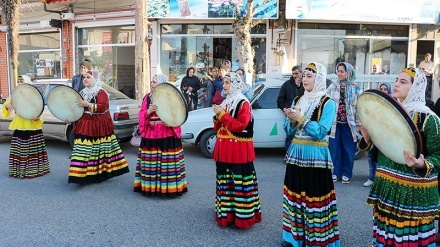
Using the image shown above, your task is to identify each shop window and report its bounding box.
[18,51,61,80]
[19,32,60,50]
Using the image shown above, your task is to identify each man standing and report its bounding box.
[72,59,92,92]
[276,65,305,152]
[418,53,434,99]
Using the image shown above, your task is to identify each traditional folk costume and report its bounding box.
[282,62,340,247]
[360,68,440,247]
[2,76,50,178]
[68,71,129,184]
[133,74,188,197]
[212,74,262,229]
[327,62,362,182]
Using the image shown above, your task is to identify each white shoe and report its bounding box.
[342,176,350,184]
[363,179,373,187]
[332,175,338,182]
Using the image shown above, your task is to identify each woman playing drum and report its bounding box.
[133,74,188,197]
[2,75,50,178]
[68,70,129,184]
[358,67,440,246]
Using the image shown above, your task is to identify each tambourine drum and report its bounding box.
[11,84,44,120]
[357,89,422,164]
[47,85,84,122]
[152,83,188,127]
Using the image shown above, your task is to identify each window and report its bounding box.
[253,88,280,109]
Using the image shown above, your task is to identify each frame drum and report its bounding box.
[152,83,188,127]
[357,89,422,164]
[11,84,44,120]
[47,85,84,122]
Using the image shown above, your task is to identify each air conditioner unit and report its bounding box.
[61,13,75,20]
[40,20,51,28]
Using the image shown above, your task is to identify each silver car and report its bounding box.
[0,79,141,146]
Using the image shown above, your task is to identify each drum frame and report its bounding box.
[358,89,423,162]
[46,85,84,122]
[152,83,188,127]
[11,83,44,119]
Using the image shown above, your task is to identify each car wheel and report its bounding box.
[354,148,365,160]
[67,127,74,148]
[199,129,217,158]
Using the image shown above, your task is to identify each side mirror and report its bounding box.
[252,102,260,109]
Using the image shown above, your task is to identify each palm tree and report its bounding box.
[0,0,22,85]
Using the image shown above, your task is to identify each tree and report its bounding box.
[232,0,258,86]
[1,0,22,85]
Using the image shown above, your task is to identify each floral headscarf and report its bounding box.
[297,62,327,117]
[220,74,249,117]
[152,74,168,85]
[336,62,356,86]
[399,67,432,115]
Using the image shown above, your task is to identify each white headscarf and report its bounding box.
[220,74,249,117]
[80,70,102,102]
[399,67,433,115]
[152,74,168,86]
[296,62,327,117]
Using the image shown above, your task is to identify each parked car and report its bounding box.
[181,81,366,160]
[0,79,141,147]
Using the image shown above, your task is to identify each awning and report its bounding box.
[43,0,72,4]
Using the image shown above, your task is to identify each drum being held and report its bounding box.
[151,82,188,127]
[357,89,422,164]
[47,85,84,123]
[10,83,44,120]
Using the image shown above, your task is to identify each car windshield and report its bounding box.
[102,84,129,100]
[251,84,265,102]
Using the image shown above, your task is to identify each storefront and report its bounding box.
[159,23,267,85]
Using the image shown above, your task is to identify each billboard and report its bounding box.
[285,0,440,24]
[148,0,279,19]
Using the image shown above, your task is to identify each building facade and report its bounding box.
[0,0,439,100]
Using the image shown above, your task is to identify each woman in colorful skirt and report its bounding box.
[358,67,440,246]
[133,74,188,197]
[212,74,261,229]
[2,75,50,178]
[68,70,129,184]
[281,62,339,247]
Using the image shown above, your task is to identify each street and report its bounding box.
[0,138,373,247]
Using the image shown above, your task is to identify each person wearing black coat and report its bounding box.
[72,59,92,92]
[276,65,305,152]
[180,67,201,111]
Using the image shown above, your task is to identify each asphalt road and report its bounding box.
[0,138,373,247]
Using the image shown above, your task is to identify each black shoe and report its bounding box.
[281,241,293,247]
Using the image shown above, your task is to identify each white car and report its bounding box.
[181,80,366,159]
[181,82,287,158]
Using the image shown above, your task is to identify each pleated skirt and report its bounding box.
[282,165,340,247]
[9,129,50,179]
[371,207,436,247]
[68,133,129,184]
[215,161,262,229]
[133,137,188,197]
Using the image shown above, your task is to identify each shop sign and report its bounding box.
[148,0,279,19]
[285,0,440,24]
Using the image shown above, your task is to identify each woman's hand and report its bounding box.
[148,103,158,115]
[5,104,14,111]
[188,86,193,93]
[213,104,224,115]
[357,125,371,144]
[404,151,426,169]
[76,99,89,108]
[283,106,302,123]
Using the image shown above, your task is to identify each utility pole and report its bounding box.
[134,0,150,100]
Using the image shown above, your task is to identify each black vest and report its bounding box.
[229,99,253,139]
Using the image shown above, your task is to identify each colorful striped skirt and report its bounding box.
[68,133,129,184]
[215,161,262,229]
[371,208,436,247]
[282,165,340,247]
[9,129,50,179]
[133,137,188,197]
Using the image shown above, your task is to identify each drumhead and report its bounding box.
[47,85,84,122]
[11,84,44,120]
[152,83,188,127]
[357,89,422,164]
